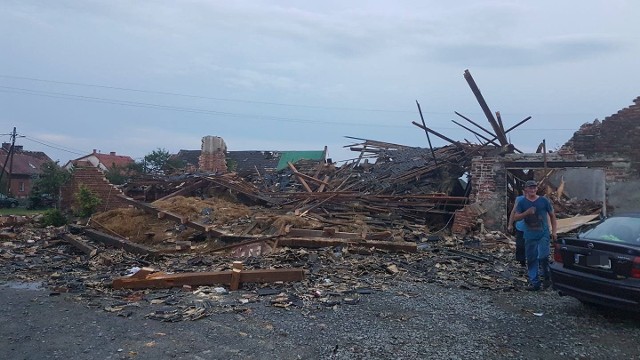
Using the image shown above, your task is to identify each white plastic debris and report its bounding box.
[126,267,141,276]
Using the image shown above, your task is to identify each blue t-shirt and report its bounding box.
[514,195,526,232]
[516,196,553,240]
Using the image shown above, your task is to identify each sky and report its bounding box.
[1,0,639,165]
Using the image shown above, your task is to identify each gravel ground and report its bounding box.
[2,279,639,360]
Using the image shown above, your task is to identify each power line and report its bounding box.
[0,86,415,128]
[0,87,581,131]
[0,74,606,118]
[0,74,421,114]
[22,136,87,156]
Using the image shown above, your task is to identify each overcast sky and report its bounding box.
[1,0,639,165]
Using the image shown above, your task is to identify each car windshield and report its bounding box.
[578,216,640,245]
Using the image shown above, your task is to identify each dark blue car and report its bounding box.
[550,213,640,311]
[0,194,19,208]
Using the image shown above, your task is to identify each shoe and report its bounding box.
[542,279,552,290]
[526,284,541,291]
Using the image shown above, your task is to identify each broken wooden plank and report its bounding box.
[416,100,438,165]
[316,175,330,192]
[463,69,508,146]
[292,170,330,187]
[556,214,600,234]
[230,261,243,291]
[112,268,305,290]
[411,121,463,148]
[277,237,417,253]
[155,179,208,202]
[84,228,160,258]
[61,233,98,257]
[287,228,393,241]
[287,162,313,192]
[452,119,500,147]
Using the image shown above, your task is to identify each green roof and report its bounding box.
[276,150,325,170]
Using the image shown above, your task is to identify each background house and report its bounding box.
[0,143,53,198]
[60,149,134,212]
[170,149,327,176]
[63,149,134,172]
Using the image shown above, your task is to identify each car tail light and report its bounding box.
[631,257,640,279]
[553,242,563,263]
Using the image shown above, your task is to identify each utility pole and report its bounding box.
[7,127,17,195]
[0,127,17,194]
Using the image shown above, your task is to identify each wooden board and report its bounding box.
[112,268,305,290]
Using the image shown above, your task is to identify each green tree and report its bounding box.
[143,148,184,174]
[127,161,145,174]
[105,163,140,185]
[143,148,171,174]
[30,161,70,207]
[74,185,102,218]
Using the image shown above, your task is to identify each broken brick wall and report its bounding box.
[61,165,130,212]
[198,136,228,173]
[452,203,487,235]
[452,156,507,234]
[560,97,640,212]
[562,96,640,175]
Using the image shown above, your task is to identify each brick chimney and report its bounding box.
[110,151,116,156]
[198,136,228,173]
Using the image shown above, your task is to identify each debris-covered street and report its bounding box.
[2,216,640,360]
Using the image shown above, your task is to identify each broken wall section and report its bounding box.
[561,97,640,212]
[562,96,640,175]
[198,136,227,174]
[61,163,130,212]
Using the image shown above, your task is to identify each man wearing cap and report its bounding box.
[513,180,558,291]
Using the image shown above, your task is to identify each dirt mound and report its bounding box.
[91,207,200,244]
[153,196,252,226]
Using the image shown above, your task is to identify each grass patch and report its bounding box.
[0,208,46,216]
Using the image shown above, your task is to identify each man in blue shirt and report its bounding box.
[514,180,558,291]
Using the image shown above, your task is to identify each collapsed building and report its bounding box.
[2,70,639,322]
[59,71,639,241]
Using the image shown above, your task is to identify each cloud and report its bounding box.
[426,36,624,67]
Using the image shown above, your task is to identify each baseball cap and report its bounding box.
[524,180,537,187]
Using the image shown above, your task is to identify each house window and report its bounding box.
[19,182,25,192]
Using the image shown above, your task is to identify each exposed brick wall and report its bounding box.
[198,151,227,173]
[452,204,486,235]
[61,166,130,212]
[198,135,228,173]
[453,156,507,234]
[604,162,633,183]
[562,97,640,175]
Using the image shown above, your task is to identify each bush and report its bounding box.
[40,209,67,227]
[74,185,102,218]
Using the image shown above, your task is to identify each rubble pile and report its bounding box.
[1,217,528,322]
[4,70,629,326]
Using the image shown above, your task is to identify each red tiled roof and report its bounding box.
[0,150,53,176]
[70,151,135,170]
[93,153,134,169]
